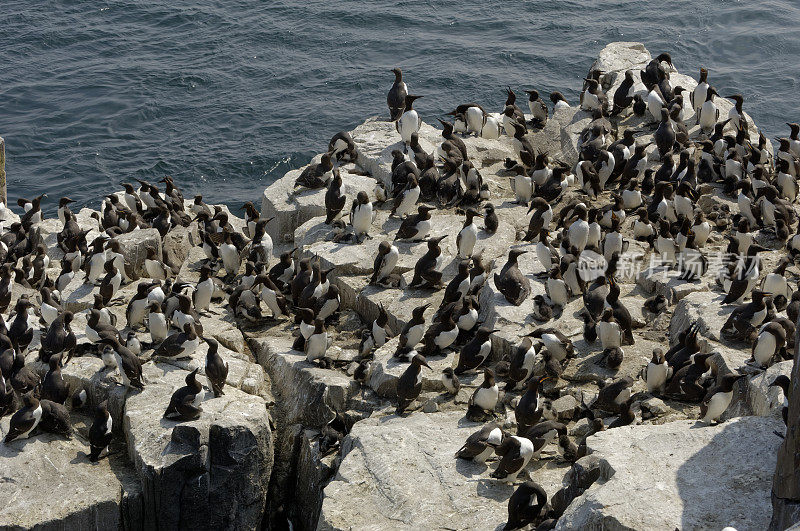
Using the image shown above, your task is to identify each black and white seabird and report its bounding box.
[391,175,420,219]
[325,171,347,224]
[98,260,122,305]
[305,319,329,365]
[454,327,495,374]
[387,67,408,122]
[394,205,435,241]
[700,373,746,424]
[483,203,499,234]
[441,367,460,395]
[515,376,546,434]
[524,89,548,127]
[148,301,168,345]
[88,401,113,461]
[611,70,636,115]
[490,435,534,483]
[155,323,200,359]
[410,235,446,289]
[40,311,76,365]
[400,303,429,348]
[421,308,459,357]
[295,153,334,190]
[494,249,530,306]
[328,131,358,163]
[504,481,548,531]
[454,422,503,462]
[4,392,42,444]
[595,376,634,413]
[100,337,144,390]
[645,348,669,394]
[456,208,481,259]
[468,368,499,418]
[41,354,69,405]
[395,353,431,415]
[164,368,204,421]
[751,321,786,368]
[8,297,34,355]
[350,191,373,243]
[370,240,399,286]
[396,95,423,152]
[203,336,228,397]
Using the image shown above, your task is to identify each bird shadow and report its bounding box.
[455,457,489,477]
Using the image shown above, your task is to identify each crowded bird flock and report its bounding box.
[0,42,795,530]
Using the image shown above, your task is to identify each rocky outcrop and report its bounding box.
[0,416,144,530]
[770,337,800,530]
[557,417,782,530]
[116,228,162,280]
[726,360,792,421]
[161,222,198,274]
[250,335,360,429]
[260,155,379,244]
[123,363,272,530]
[319,412,568,530]
[4,39,790,531]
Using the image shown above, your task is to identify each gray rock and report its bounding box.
[161,222,198,274]
[350,118,442,187]
[556,417,783,530]
[559,110,594,167]
[319,411,567,530]
[551,394,578,420]
[589,42,767,148]
[153,337,271,400]
[563,330,662,386]
[367,336,462,398]
[260,158,378,244]
[62,272,98,313]
[770,324,800,528]
[250,335,359,428]
[0,415,143,530]
[295,428,338,531]
[637,265,712,302]
[336,275,446,338]
[38,217,66,261]
[550,455,603,517]
[115,228,162,280]
[569,417,591,437]
[531,106,579,160]
[670,290,733,344]
[590,42,650,89]
[49,354,129,426]
[422,400,439,413]
[641,397,670,417]
[200,310,248,354]
[725,361,792,422]
[295,211,516,280]
[123,363,272,530]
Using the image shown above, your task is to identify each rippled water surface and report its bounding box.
[1,0,799,213]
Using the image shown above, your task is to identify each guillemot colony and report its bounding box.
[0,42,794,531]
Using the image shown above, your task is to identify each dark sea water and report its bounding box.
[1,1,799,214]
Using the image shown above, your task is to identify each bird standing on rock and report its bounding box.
[494,249,530,306]
[396,95,423,153]
[4,392,42,444]
[387,67,408,122]
[396,354,431,415]
[456,208,481,259]
[204,336,228,397]
[350,191,373,243]
[88,401,113,461]
[164,368,204,422]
